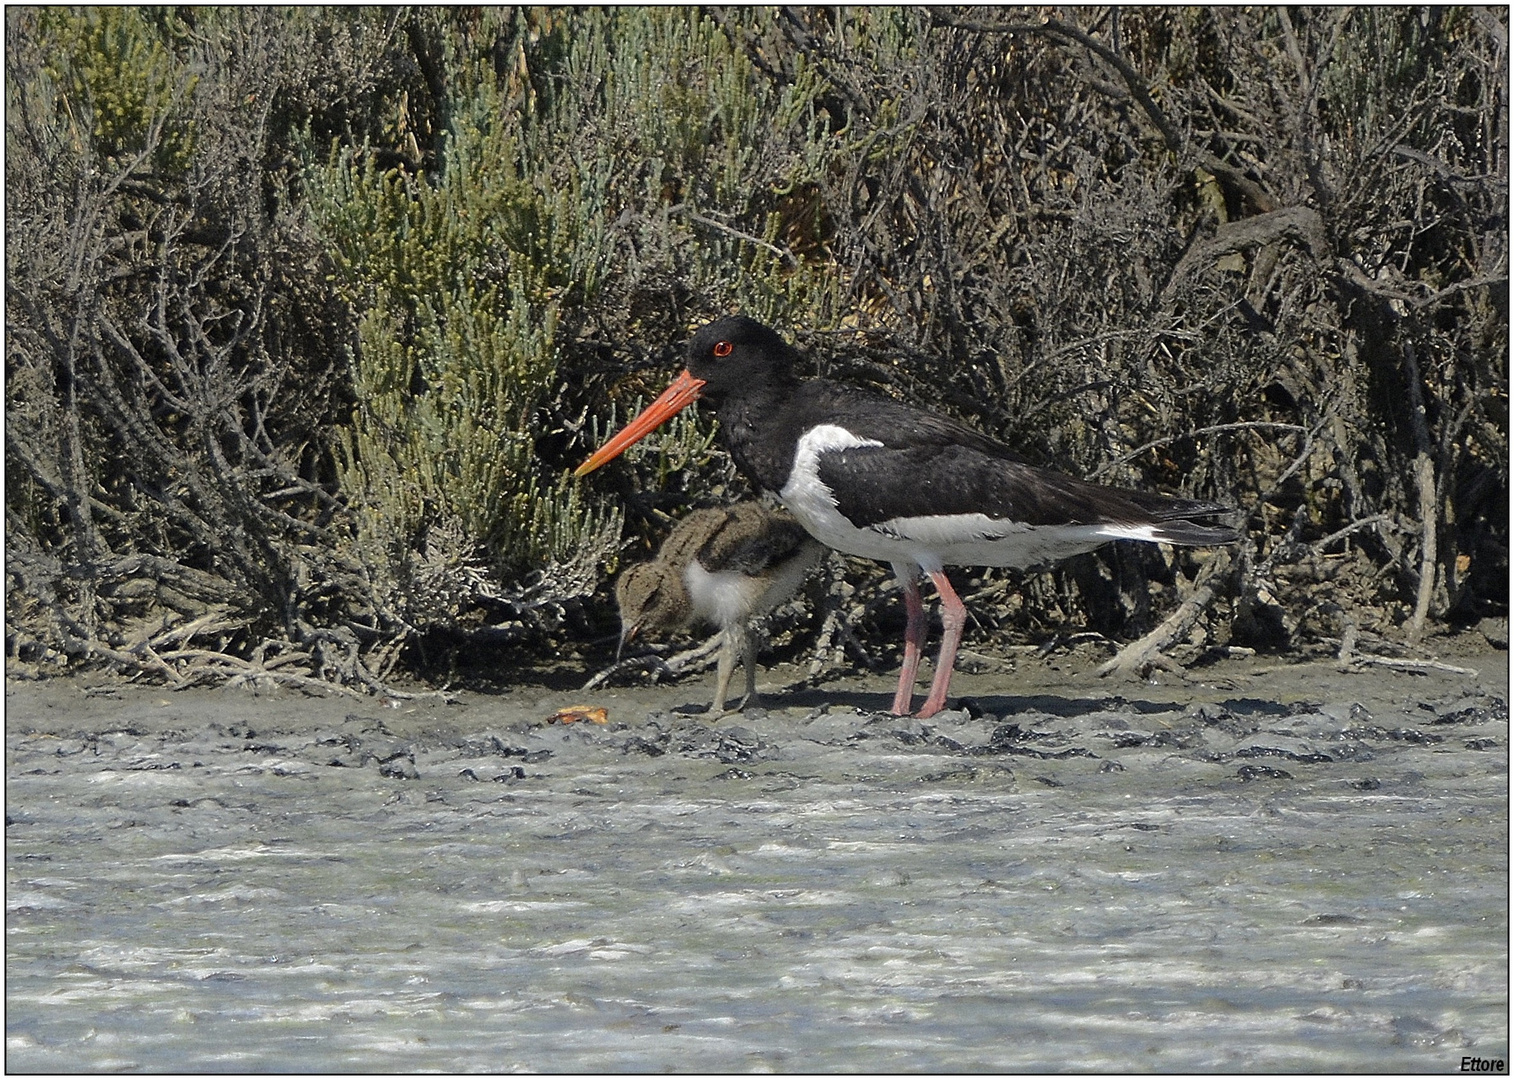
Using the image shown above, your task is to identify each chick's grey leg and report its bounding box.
[712,627,738,716]
[733,622,760,712]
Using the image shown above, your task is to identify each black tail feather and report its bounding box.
[1149,519,1242,547]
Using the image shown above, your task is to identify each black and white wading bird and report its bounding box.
[579,316,1240,719]
[616,502,824,714]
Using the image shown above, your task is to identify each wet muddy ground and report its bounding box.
[6,645,1509,1072]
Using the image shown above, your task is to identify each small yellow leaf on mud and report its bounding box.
[548,705,609,725]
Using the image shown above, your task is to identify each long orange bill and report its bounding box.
[574,369,707,476]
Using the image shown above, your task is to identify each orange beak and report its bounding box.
[574,369,707,476]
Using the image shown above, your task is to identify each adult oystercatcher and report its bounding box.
[579,316,1239,718]
[616,502,824,714]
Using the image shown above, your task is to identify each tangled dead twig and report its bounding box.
[1096,551,1233,680]
[1331,606,1479,678]
[580,633,725,692]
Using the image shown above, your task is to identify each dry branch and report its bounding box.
[1351,655,1480,678]
[1096,551,1233,680]
[581,633,725,692]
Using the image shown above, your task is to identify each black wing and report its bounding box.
[818,440,1237,541]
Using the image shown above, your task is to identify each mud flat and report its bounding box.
[6,647,1508,1072]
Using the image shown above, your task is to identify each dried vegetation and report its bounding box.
[6,7,1506,691]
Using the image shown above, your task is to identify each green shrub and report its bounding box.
[303,7,844,632]
[307,87,621,627]
[34,7,198,171]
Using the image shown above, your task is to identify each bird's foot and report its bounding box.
[708,691,761,719]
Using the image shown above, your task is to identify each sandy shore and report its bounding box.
[6,646,1508,1071]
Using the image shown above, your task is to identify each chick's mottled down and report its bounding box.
[616,502,823,713]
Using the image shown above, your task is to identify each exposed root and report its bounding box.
[12,608,454,701]
[804,601,884,683]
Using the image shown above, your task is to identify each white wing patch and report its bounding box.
[864,514,1124,569]
[869,512,1029,546]
[785,424,885,486]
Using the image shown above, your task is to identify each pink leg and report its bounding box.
[890,564,926,715]
[916,569,966,719]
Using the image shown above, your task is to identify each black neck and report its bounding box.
[711,378,800,494]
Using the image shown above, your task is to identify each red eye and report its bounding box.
[713,341,733,357]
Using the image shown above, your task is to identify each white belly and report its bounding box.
[683,542,821,630]
[683,563,768,628]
